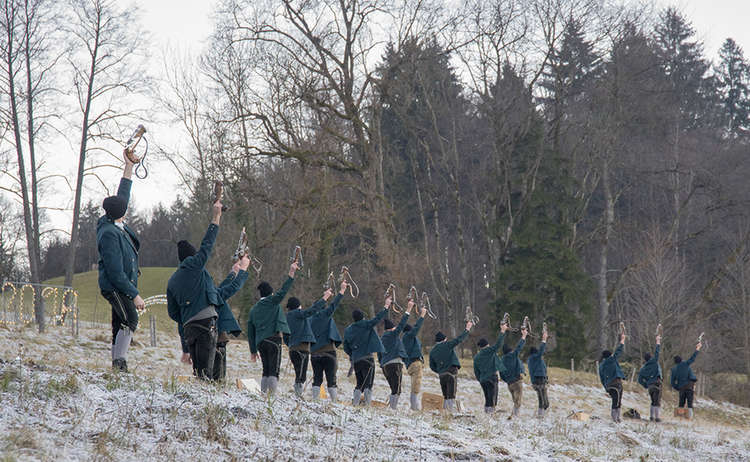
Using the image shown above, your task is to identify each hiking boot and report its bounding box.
[293,382,303,397]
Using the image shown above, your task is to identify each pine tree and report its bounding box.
[715,38,750,137]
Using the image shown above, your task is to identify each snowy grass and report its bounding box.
[1,325,749,461]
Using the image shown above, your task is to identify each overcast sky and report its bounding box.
[47,0,750,230]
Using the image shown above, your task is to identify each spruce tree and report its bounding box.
[715,38,750,137]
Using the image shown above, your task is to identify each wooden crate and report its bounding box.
[176,375,193,383]
[422,392,444,411]
[568,411,590,421]
[674,408,691,419]
[236,378,261,394]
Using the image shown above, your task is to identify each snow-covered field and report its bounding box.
[1,325,749,461]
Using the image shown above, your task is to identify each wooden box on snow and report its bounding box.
[236,378,261,394]
[422,392,444,411]
[674,408,691,419]
[568,412,590,421]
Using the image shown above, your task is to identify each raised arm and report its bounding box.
[447,329,469,349]
[685,349,699,365]
[269,276,295,305]
[513,338,526,356]
[183,223,220,270]
[394,312,410,335]
[217,270,249,301]
[116,176,132,203]
[489,332,506,354]
[653,344,660,362]
[365,308,389,328]
[302,298,327,318]
[612,342,624,360]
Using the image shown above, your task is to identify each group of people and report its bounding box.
[96,151,704,421]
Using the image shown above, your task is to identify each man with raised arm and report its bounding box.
[210,257,251,381]
[429,320,474,412]
[309,281,347,402]
[378,302,412,410]
[499,327,528,419]
[670,340,702,419]
[402,302,427,410]
[343,298,390,407]
[97,149,144,373]
[247,261,299,395]
[527,328,549,418]
[599,332,626,423]
[285,287,335,397]
[473,322,508,414]
[167,199,227,380]
[638,332,663,422]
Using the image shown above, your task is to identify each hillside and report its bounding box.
[45,268,177,333]
[1,324,748,461]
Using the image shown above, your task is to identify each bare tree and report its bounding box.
[63,0,147,298]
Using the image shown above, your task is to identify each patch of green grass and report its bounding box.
[1,369,18,392]
[45,268,176,332]
[46,373,79,397]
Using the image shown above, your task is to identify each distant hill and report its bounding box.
[45,267,177,333]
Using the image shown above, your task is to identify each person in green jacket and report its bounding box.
[285,287,334,397]
[402,302,427,410]
[167,200,226,380]
[247,261,299,395]
[599,333,626,422]
[637,332,662,422]
[499,327,528,419]
[670,340,702,419]
[96,150,144,373]
[343,297,390,406]
[210,259,251,381]
[429,320,474,412]
[378,302,413,410]
[310,280,348,402]
[473,322,508,414]
[527,328,549,418]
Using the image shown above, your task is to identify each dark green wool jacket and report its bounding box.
[473,333,506,383]
[246,277,295,354]
[499,338,526,383]
[599,343,625,387]
[402,317,425,367]
[637,344,662,388]
[97,178,140,299]
[429,330,469,374]
[378,313,409,367]
[527,342,548,380]
[670,350,699,390]
[310,294,344,353]
[215,270,249,336]
[284,298,326,348]
[167,224,221,339]
[343,308,388,363]
[176,269,249,353]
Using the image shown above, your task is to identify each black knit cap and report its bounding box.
[102,195,127,220]
[674,355,682,364]
[477,338,489,348]
[601,350,612,360]
[352,310,364,322]
[383,319,395,330]
[177,240,196,262]
[502,344,512,355]
[435,331,446,343]
[644,352,652,362]
[529,346,538,355]
[257,282,273,298]
[403,324,413,333]
[287,297,301,310]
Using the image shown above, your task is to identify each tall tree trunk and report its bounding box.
[598,156,614,350]
[64,13,100,307]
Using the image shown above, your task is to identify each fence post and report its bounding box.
[150,315,156,347]
[571,358,575,376]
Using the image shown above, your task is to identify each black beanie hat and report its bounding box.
[529,346,538,355]
[644,352,652,362]
[352,310,364,322]
[258,282,273,298]
[383,319,395,330]
[286,297,301,310]
[403,324,413,333]
[177,240,196,262]
[477,338,489,348]
[502,344,512,355]
[102,195,127,220]
[601,350,612,360]
[674,355,682,364]
[435,331,446,342]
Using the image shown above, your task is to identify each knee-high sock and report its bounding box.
[352,389,362,406]
[363,389,372,407]
[268,376,278,395]
[260,377,268,393]
[312,386,320,400]
[112,328,132,360]
[327,387,337,403]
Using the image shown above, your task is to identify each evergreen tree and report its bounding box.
[715,38,750,137]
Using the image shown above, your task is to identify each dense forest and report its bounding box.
[2,1,749,384]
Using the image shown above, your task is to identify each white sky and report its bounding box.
[31,0,750,238]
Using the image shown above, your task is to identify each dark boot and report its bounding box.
[112,358,128,372]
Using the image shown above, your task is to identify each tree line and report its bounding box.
[2,1,750,382]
